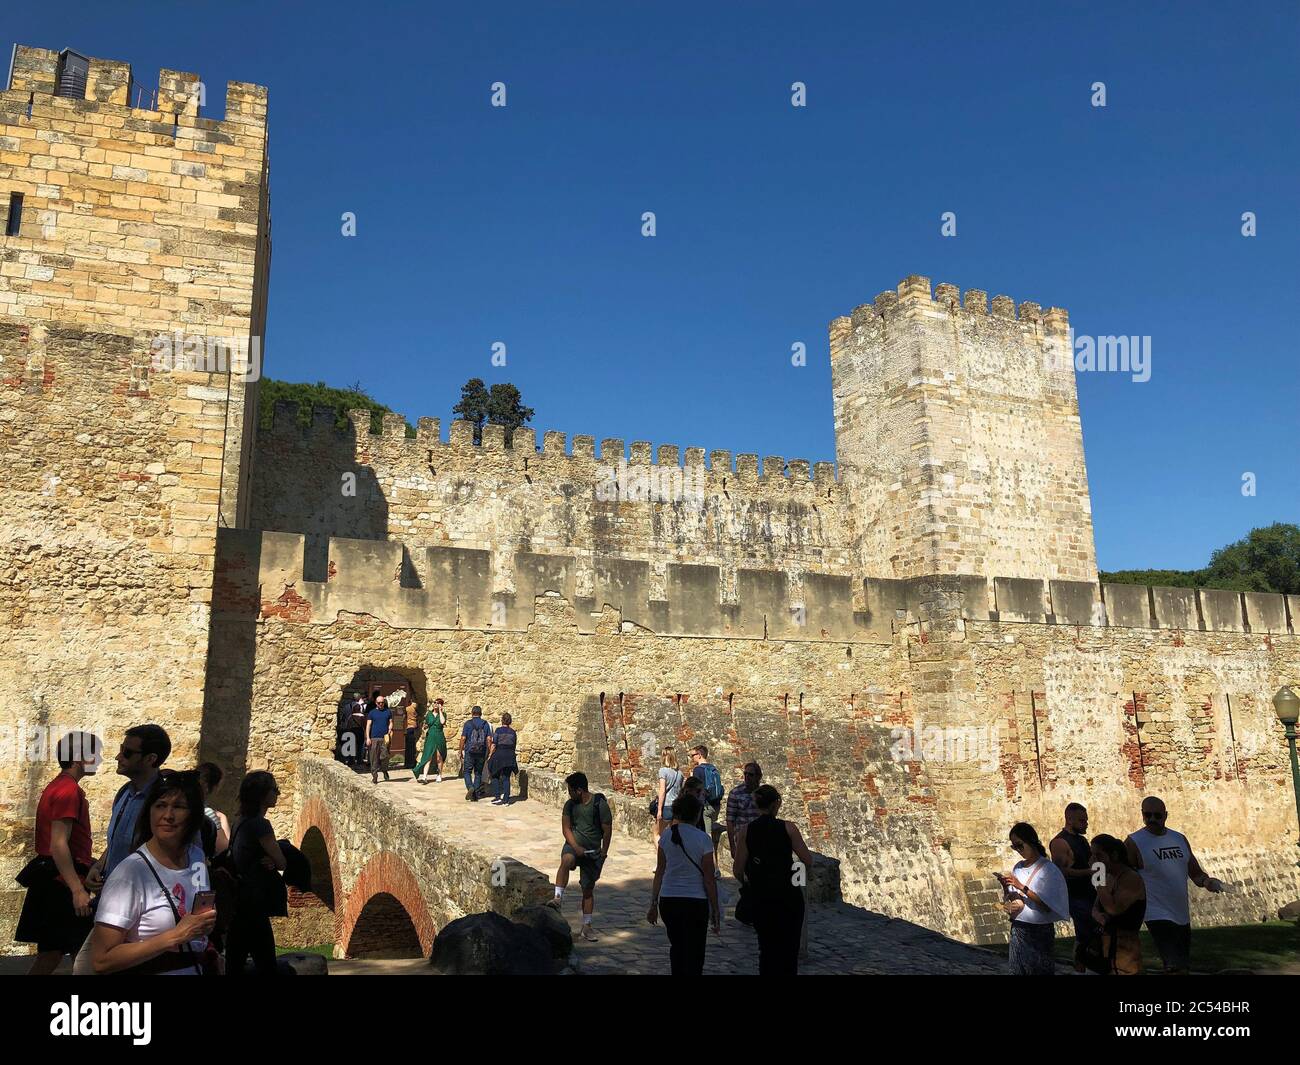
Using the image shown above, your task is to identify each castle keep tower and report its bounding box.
[830,275,1097,582]
[0,46,269,941]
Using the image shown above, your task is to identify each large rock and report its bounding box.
[242,952,328,975]
[1279,900,1300,921]
[511,903,573,960]
[430,911,553,975]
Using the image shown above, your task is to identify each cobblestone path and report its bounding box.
[378,771,1005,975]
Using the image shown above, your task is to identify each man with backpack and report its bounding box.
[690,745,725,875]
[459,705,492,801]
[548,772,613,942]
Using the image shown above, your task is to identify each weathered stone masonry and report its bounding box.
[2,42,1297,952]
[0,45,268,947]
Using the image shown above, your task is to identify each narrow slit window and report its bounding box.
[5,192,23,237]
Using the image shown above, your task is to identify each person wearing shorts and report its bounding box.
[549,772,612,942]
[1124,795,1225,974]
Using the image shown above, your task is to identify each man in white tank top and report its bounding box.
[1124,796,1225,974]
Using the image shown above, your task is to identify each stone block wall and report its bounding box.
[830,276,1097,583]
[0,47,269,948]
[201,529,1300,943]
[249,402,856,598]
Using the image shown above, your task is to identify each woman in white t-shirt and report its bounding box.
[997,821,1070,976]
[91,770,217,975]
[647,792,720,975]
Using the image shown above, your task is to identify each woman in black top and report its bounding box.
[732,784,815,975]
[226,771,285,976]
[487,713,519,805]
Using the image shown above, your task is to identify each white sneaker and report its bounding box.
[435,774,442,783]
[579,924,599,942]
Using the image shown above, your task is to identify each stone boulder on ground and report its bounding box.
[511,903,573,960]
[430,911,554,975]
[1279,899,1300,921]
[244,952,328,975]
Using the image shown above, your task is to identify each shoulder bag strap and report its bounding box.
[133,848,203,975]
[669,825,705,879]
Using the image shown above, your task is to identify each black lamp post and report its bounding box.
[1273,685,1300,862]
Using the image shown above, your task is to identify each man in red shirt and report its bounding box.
[15,731,102,974]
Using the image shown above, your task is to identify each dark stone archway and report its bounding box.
[346,891,424,959]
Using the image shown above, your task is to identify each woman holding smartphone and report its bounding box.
[998,821,1070,975]
[90,770,218,975]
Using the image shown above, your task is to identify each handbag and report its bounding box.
[1080,921,1117,975]
[14,854,58,888]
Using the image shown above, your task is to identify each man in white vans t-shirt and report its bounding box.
[1124,796,1225,974]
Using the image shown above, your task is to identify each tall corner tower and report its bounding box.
[0,44,269,945]
[829,275,1097,582]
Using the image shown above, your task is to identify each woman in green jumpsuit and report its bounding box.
[413,699,448,783]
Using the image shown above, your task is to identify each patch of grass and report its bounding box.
[988,922,1299,972]
[277,942,334,958]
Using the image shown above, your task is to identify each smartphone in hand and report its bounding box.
[193,890,217,915]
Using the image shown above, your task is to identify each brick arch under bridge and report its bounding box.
[290,758,549,958]
[293,793,434,958]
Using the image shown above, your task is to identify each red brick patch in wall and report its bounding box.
[999,692,1020,800]
[339,850,436,959]
[261,582,312,622]
[1121,694,1146,788]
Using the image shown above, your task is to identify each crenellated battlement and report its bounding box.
[5,45,267,135]
[263,400,839,491]
[831,274,1069,342]
[218,529,1300,643]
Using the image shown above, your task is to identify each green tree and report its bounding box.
[452,378,491,444]
[452,379,534,446]
[1100,522,1300,595]
[485,382,535,446]
[1202,523,1300,595]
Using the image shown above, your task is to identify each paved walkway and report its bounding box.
[374,769,1006,975]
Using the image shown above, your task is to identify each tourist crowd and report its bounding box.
[999,799,1226,976]
[14,694,1228,977]
[16,725,300,976]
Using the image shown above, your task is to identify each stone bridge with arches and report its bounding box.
[283,759,549,959]
[278,757,1006,974]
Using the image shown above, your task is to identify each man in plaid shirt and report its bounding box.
[725,762,763,858]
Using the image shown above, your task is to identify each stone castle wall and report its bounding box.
[203,528,1300,942]
[249,405,857,598]
[0,47,268,946]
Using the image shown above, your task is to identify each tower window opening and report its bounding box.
[4,192,22,237]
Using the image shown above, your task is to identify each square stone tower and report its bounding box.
[830,275,1097,581]
[0,45,269,944]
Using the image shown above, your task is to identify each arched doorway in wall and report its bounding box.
[345,892,424,959]
[336,665,429,769]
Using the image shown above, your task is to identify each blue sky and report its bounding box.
[9,2,1298,570]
